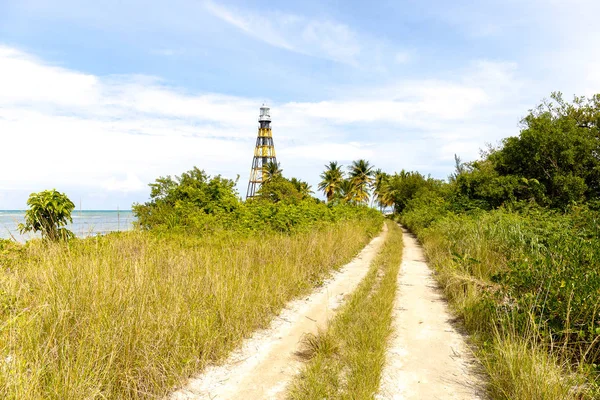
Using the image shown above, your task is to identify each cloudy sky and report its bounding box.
[1,0,599,209]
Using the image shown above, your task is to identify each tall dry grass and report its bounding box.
[0,219,380,399]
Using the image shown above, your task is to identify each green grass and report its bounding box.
[287,221,403,400]
[481,328,589,400]
[0,218,381,399]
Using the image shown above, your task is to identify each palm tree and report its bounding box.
[338,179,358,203]
[348,159,375,204]
[290,177,313,198]
[379,179,396,211]
[318,161,344,202]
[263,161,282,183]
[372,169,389,210]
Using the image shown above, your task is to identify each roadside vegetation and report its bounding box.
[374,93,600,399]
[0,164,382,399]
[288,222,403,400]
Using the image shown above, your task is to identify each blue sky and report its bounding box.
[1,0,599,209]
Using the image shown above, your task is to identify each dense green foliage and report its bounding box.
[490,95,600,208]
[375,170,442,213]
[255,175,306,204]
[453,93,600,210]
[132,167,239,229]
[18,189,75,241]
[133,166,381,235]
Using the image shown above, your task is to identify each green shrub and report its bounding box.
[134,167,382,235]
[18,189,75,241]
[132,167,240,230]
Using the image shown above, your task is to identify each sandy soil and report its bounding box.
[169,224,388,400]
[376,227,486,399]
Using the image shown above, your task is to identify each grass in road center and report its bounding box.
[288,221,403,399]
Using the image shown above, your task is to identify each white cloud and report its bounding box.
[428,0,600,97]
[102,173,145,192]
[203,1,299,52]
[203,0,382,66]
[0,46,100,108]
[279,142,373,162]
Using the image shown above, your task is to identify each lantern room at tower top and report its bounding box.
[246,104,278,199]
[259,104,271,125]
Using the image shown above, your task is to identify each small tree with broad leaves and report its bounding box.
[19,189,75,241]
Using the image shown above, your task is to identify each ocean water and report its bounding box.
[0,210,136,241]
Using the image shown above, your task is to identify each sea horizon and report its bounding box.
[0,210,136,241]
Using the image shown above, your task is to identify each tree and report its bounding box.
[318,161,344,202]
[378,170,439,213]
[19,189,75,241]
[133,167,239,229]
[488,93,600,208]
[372,169,389,210]
[263,161,283,183]
[453,160,543,210]
[449,154,466,182]
[338,179,359,203]
[348,159,375,204]
[257,176,303,204]
[290,177,313,198]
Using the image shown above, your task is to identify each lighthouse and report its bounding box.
[246,104,278,199]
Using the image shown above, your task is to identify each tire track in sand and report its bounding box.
[377,226,486,399]
[169,224,388,400]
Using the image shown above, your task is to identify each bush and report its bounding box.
[132,167,240,230]
[18,189,75,241]
[134,167,383,235]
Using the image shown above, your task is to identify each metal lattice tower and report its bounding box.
[246,104,277,199]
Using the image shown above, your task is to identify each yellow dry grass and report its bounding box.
[0,219,380,399]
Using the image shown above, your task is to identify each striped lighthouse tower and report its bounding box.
[246,104,277,199]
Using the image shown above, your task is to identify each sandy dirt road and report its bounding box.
[169,225,387,400]
[377,227,485,399]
